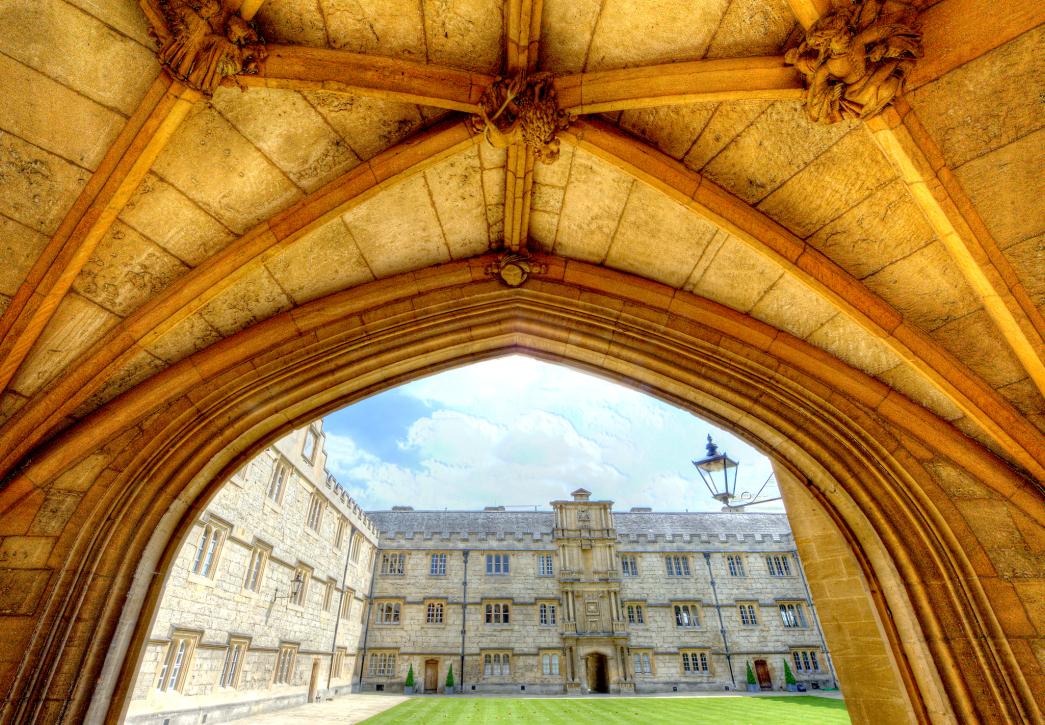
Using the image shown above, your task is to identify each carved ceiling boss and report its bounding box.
[785,0,923,124]
[148,0,267,95]
[470,73,573,163]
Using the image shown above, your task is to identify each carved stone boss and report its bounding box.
[147,0,267,95]
[785,0,923,124]
[470,73,572,163]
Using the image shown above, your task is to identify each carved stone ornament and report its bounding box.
[486,252,547,287]
[784,0,923,124]
[471,73,572,164]
[147,0,267,95]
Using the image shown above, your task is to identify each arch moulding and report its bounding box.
[0,256,1040,725]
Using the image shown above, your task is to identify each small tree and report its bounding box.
[783,659,797,685]
[404,663,415,689]
[746,661,756,685]
[445,663,455,692]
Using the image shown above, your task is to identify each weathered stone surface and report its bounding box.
[532,143,574,188]
[683,101,769,171]
[749,275,838,340]
[605,183,717,288]
[924,459,995,499]
[0,0,159,115]
[265,218,374,304]
[199,266,295,337]
[72,221,189,317]
[687,237,783,313]
[806,180,936,280]
[705,0,795,59]
[997,377,1045,419]
[212,87,360,192]
[304,93,429,161]
[531,184,564,214]
[538,0,601,74]
[584,0,730,71]
[255,0,329,47]
[619,104,717,160]
[955,129,1045,249]
[1001,233,1044,308]
[879,364,964,422]
[757,130,896,239]
[72,349,168,416]
[323,0,426,60]
[806,314,901,376]
[9,293,119,397]
[423,146,488,260]
[153,106,303,234]
[931,309,1027,389]
[146,313,224,365]
[703,102,855,204]
[908,27,1045,169]
[341,175,450,278]
[0,214,48,297]
[863,241,979,332]
[120,174,236,267]
[422,0,502,73]
[0,54,125,171]
[0,132,88,235]
[554,149,633,262]
[63,0,153,46]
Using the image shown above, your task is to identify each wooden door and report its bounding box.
[424,660,438,692]
[755,659,772,690]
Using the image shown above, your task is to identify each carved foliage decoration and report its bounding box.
[785,0,922,124]
[471,73,572,164]
[147,0,267,95]
[485,252,547,287]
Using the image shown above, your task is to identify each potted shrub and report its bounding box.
[444,664,455,694]
[746,662,759,693]
[404,663,415,695]
[783,659,798,692]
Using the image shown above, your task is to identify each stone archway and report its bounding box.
[0,259,1040,725]
[586,653,609,694]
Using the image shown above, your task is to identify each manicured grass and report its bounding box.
[360,695,850,724]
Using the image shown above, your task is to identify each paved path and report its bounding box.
[226,694,407,724]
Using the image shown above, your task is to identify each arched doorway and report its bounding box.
[586,653,609,694]
[0,262,1039,725]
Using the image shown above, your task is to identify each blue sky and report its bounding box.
[321,355,782,513]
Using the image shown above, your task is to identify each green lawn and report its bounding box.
[360,695,850,724]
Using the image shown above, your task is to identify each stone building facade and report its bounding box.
[125,423,380,725]
[362,489,834,696]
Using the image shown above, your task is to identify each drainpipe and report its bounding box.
[327,525,357,692]
[357,543,379,689]
[703,553,736,688]
[459,550,470,692]
[792,547,838,688]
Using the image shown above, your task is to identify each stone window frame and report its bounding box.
[538,601,558,626]
[726,553,746,577]
[322,579,336,612]
[266,458,291,506]
[218,637,249,689]
[305,490,324,532]
[350,533,365,564]
[375,599,402,625]
[380,552,406,576]
[367,650,398,678]
[737,601,759,626]
[631,648,654,675]
[680,648,710,675]
[539,649,562,676]
[429,551,448,576]
[483,599,511,625]
[537,553,554,577]
[302,426,318,463]
[621,554,639,576]
[242,541,271,593]
[778,601,809,628]
[156,630,200,692]
[425,599,446,625]
[766,554,793,577]
[332,647,348,679]
[485,552,510,575]
[189,517,229,579]
[273,643,299,685]
[482,650,512,678]
[341,588,355,620]
[334,517,347,549]
[791,648,822,673]
[289,564,312,608]
[672,601,702,628]
[625,602,645,625]
[665,554,691,577]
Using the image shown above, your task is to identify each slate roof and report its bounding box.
[365,509,791,539]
